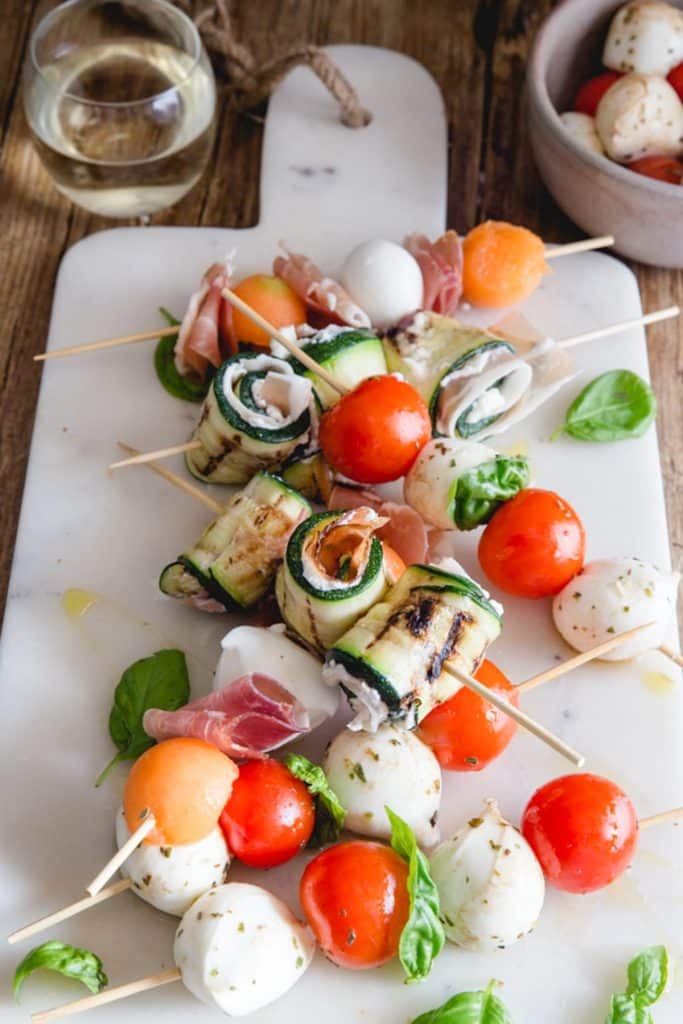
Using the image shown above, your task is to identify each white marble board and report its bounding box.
[1,45,681,1024]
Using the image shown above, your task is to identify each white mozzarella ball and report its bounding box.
[340,239,424,330]
[552,556,680,660]
[216,624,338,728]
[429,798,544,952]
[559,112,606,155]
[595,73,683,162]
[323,723,442,847]
[403,437,497,530]
[174,882,314,1016]
[115,807,229,917]
[603,1,683,76]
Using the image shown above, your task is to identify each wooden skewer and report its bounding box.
[639,807,683,830]
[31,967,182,1023]
[7,879,132,946]
[558,306,680,349]
[115,443,222,515]
[86,812,156,897]
[109,439,201,471]
[34,325,178,362]
[442,664,584,766]
[544,235,614,260]
[659,643,683,669]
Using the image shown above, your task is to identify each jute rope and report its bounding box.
[177,0,372,127]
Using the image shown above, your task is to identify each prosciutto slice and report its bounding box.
[143,673,311,759]
[328,485,429,566]
[174,258,236,377]
[404,230,463,316]
[273,248,371,329]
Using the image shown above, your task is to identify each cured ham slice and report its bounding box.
[174,259,236,377]
[404,230,464,316]
[328,485,429,566]
[273,248,371,329]
[143,673,311,760]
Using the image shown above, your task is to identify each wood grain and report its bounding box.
[0,0,680,627]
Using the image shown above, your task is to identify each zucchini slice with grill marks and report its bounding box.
[280,450,334,505]
[324,564,502,730]
[275,508,391,654]
[186,352,315,484]
[160,473,310,610]
[289,326,387,409]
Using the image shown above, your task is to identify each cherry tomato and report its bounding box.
[418,659,518,771]
[521,773,638,894]
[231,275,306,348]
[319,376,431,484]
[219,759,315,868]
[573,72,622,116]
[628,155,683,185]
[667,61,683,102]
[300,840,410,969]
[124,738,238,846]
[478,488,585,599]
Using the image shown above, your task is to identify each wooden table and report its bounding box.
[1,0,681,626]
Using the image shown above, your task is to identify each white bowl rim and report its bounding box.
[528,0,683,198]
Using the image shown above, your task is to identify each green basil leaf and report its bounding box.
[553,369,656,443]
[283,753,346,846]
[604,993,652,1024]
[386,806,445,983]
[626,946,668,1006]
[154,307,210,404]
[14,941,108,1001]
[451,456,530,530]
[95,649,190,786]
[412,980,514,1024]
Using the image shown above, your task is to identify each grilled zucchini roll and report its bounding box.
[186,352,315,484]
[289,326,387,409]
[275,508,391,655]
[324,564,502,730]
[160,473,310,611]
[280,450,334,505]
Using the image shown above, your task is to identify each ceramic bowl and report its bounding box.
[527,0,683,268]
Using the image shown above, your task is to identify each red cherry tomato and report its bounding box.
[521,773,638,894]
[667,61,683,102]
[300,840,410,969]
[418,659,518,771]
[219,759,314,869]
[573,71,622,116]
[478,488,585,599]
[319,376,431,484]
[628,155,683,185]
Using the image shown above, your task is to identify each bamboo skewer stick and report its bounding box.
[558,306,680,349]
[86,813,156,897]
[115,443,222,514]
[659,643,683,669]
[639,807,683,830]
[544,235,614,259]
[7,880,132,946]
[31,968,182,1023]
[34,325,178,362]
[109,440,201,471]
[442,664,584,766]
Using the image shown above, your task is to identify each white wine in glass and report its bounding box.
[24,0,216,218]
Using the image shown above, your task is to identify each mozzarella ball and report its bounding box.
[174,882,314,1016]
[603,1,683,76]
[404,438,497,530]
[553,556,680,660]
[430,798,544,952]
[595,73,683,162]
[340,239,424,330]
[323,723,442,847]
[559,112,606,155]
[115,807,229,917]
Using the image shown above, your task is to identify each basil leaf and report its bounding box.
[386,806,445,983]
[452,456,530,530]
[626,946,668,1006]
[14,941,107,1001]
[412,980,513,1024]
[604,993,651,1024]
[154,307,209,403]
[553,370,656,443]
[283,753,346,846]
[95,649,190,786]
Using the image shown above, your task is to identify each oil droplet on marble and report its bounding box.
[641,669,674,695]
[62,588,100,620]
[502,439,529,459]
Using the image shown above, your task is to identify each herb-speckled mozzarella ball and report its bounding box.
[552,556,680,660]
[403,438,498,530]
[559,112,606,155]
[174,882,314,1016]
[115,807,229,917]
[429,799,544,952]
[595,73,683,162]
[323,723,442,847]
[340,240,424,330]
[603,1,683,76]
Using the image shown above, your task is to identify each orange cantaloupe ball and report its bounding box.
[124,737,238,846]
[231,274,306,347]
[462,221,549,308]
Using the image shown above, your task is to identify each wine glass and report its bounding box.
[24,0,217,218]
